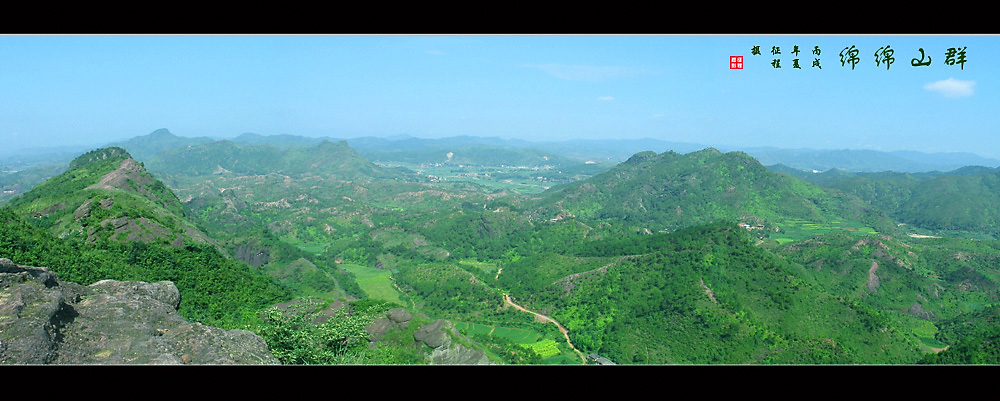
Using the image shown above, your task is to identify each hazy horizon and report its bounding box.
[3,35,997,158]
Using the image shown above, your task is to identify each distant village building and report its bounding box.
[587,353,615,365]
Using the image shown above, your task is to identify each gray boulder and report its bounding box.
[366,307,413,341]
[413,319,490,365]
[0,258,279,365]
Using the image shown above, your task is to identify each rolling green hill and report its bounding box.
[146,139,411,181]
[107,128,215,163]
[804,168,1000,239]
[495,222,924,364]
[0,148,294,327]
[8,138,1000,364]
[6,147,211,246]
[535,148,895,240]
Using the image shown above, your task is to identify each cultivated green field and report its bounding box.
[383,162,560,195]
[457,259,500,277]
[291,241,326,255]
[771,219,878,243]
[339,263,403,305]
[288,241,326,255]
[524,339,561,358]
[455,321,540,344]
[453,321,582,364]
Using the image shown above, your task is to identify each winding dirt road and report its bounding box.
[503,293,586,363]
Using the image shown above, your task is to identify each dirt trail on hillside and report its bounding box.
[503,293,586,364]
[498,256,636,364]
[866,261,880,293]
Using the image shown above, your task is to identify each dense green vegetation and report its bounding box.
[921,305,1000,364]
[535,148,898,240]
[498,222,924,364]
[0,207,292,327]
[6,147,195,245]
[5,133,1000,365]
[787,166,1000,239]
[0,163,68,204]
[252,298,423,365]
[1,147,295,328]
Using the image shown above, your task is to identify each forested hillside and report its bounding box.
[535,148,896,240]
[0,207,292,326]
[7,147,205,245]
[497,223,922,364]
[1,147,294,326]
[783,165,1000,239]
[4,134,1000,365]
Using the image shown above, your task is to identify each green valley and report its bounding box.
[3,130,1000,365]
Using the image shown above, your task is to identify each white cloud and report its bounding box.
[597,96,615,101]
[924,77,976,98]
[527,63,641,82]
[650,113,665,119]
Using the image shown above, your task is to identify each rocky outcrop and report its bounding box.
[86,216,173,243]
[905,302,935,321]
[0,258,279,365]
[413,319,452,349]
[866,261,880,294]
[74,199,93,221]
[85,158,155,196]
[365,307,413,342]
[234,244,270,268]
[365,308,491,365]
[412,319,490,365]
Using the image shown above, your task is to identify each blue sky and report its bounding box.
[1,35,996,158]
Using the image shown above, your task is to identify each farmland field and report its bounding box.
[455,321,540,344]
[339,263,403,305]
[524,339,561,358]
[770,219,878,243]
[376,162,575,195]
[291,241,326,255]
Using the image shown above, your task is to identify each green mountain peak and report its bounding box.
[7,147,201,246]
[623,150,659,165]
[536,148,892,236]
[67,147,132,170]
[149,128,175,137]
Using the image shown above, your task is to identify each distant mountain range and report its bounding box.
[5,129,1000,206]
[5,129,998,174]
[227,133,1000,173]
[732,146,1000,173]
